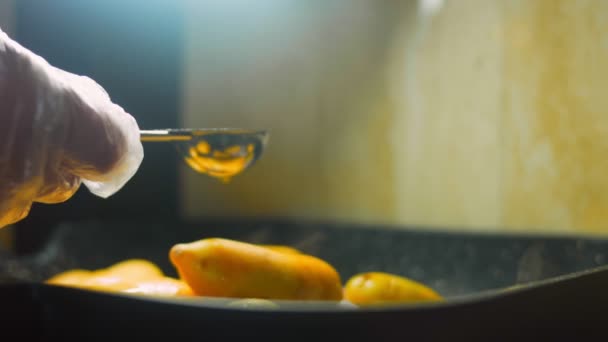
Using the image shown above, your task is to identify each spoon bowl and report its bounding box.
[140,129,269,182]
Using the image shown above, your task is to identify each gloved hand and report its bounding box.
[0,28,144,228]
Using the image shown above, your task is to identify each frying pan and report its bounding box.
[2,219,608,340]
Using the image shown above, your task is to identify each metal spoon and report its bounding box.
[140,128,269,182]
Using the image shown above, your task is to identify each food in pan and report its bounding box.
[45,239,443,306]
[343,272,442,306]
[101,259,164,281]
[170,238,343,300]
[46,269,92,287]
[46,259,193,297]
[120,277,194,296]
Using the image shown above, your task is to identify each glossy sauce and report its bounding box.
[183,141,256,183]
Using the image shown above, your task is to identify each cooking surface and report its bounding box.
[3,263,608,340]
[3,219,608,340]
[4,219,608,297]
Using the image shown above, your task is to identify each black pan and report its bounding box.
[2,219,608,340]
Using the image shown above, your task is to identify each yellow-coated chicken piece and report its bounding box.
[122,277,194,297]
[102,259,164,281]
[343,272,442,306]
[45,259,192,297]
[170,238,343,301]
[45,269,92,287]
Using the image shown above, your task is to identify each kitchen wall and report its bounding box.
[179,1,407,223]
[390,0,608,236]
[500,0,608,235]
[180,0,608,236]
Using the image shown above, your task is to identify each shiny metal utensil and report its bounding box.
[140,129,269,182]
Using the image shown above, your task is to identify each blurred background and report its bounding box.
[2,0,608,254]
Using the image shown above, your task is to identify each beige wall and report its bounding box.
[180,0,608,236]
[501,0,608,235]
[390,0,504,231]
[179,1,409,222]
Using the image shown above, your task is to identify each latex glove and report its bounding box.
[0,28,144,228]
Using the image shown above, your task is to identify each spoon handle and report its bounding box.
[140,130,192,142]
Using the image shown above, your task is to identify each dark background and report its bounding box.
[13,0,184,254]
